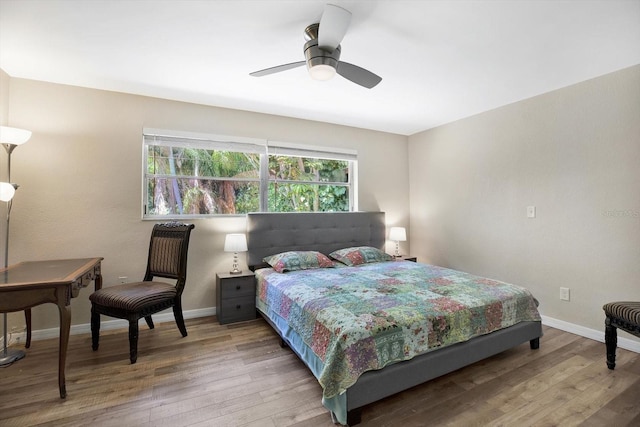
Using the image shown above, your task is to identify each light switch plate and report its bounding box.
[527,206,536,218]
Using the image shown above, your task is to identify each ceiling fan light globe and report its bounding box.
[309,64,336,81]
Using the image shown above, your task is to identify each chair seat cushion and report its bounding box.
[603,301,640,326]
[90,281,177,312]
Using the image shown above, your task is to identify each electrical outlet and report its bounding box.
[118,276,128,284]
[9,325,26,345]
[560,287,570,301]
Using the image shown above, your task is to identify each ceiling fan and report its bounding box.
[250,4,382,89]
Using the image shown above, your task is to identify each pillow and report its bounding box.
[263,251,335,273]
[329,246,393,267]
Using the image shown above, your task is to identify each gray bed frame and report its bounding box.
[247,211,542,425]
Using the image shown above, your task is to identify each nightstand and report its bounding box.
[216,271,256,324]
[394,255,417,262]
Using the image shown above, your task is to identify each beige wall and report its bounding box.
[408,65,640,339]
[1,76,408,331]
[0,69,9,124]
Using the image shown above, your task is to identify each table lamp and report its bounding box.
[389,226,406,258]
[224,233,247,274]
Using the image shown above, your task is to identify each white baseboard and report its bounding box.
[22,307,217,343]
[7,309,639,356]
[541,315,640,353]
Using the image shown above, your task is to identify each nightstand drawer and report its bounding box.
[216,271,256,324]
[220,275,254,297]
[218,295,256,324]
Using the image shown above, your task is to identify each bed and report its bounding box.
[247,211,542,425]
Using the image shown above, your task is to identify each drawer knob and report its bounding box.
[236,304,242,310]
[236,285,241,290]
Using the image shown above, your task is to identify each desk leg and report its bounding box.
[25,309,31,348]
[95,271,103,291]
[57,296,71,399]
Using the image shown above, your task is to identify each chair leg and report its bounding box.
[91,307,100,351]
[24,309,32,349]
[605,317,617,370]
[128,319,139,364]
[173,299,188,337]
[144,315,154,330]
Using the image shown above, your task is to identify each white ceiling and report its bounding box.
[1,0,639,136]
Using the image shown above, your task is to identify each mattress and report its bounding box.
[255,260,542,400]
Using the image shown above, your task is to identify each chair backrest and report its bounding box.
[144,222,195,293]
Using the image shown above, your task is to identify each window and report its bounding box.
[143,129,357,218]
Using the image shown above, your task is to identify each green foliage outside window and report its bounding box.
[145,144,353,216]
[267,156,349,212]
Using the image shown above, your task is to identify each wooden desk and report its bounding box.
[0,258,103,398]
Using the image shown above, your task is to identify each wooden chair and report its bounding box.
[90,222,195,364]
[603,301,640,369]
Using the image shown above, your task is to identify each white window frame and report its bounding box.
[142,129,358,219]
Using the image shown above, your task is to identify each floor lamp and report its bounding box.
[0,125,31,367]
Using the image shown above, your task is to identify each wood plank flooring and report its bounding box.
[0,317,638,426]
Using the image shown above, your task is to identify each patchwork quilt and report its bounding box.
[255,261,541,399]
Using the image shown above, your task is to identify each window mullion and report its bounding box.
[270,178,349,186]
[147,173,260,183]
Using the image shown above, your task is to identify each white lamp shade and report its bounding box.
[224,233,247,252]
[0,126,32,145]
[389,227,406,242]
[0,182,16,202]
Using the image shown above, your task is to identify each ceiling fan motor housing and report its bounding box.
[304,39,341,71]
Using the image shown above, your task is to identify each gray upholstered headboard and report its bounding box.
[246,212,386,269]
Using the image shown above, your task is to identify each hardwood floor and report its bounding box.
[1,317,638,427]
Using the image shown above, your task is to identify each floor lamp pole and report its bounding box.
[0,142,25,367]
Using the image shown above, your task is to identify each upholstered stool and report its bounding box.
[603,301,640,369]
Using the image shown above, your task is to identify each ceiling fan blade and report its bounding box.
[250,61,306,77]
[318,4,352,50]
[337,62,382,89]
